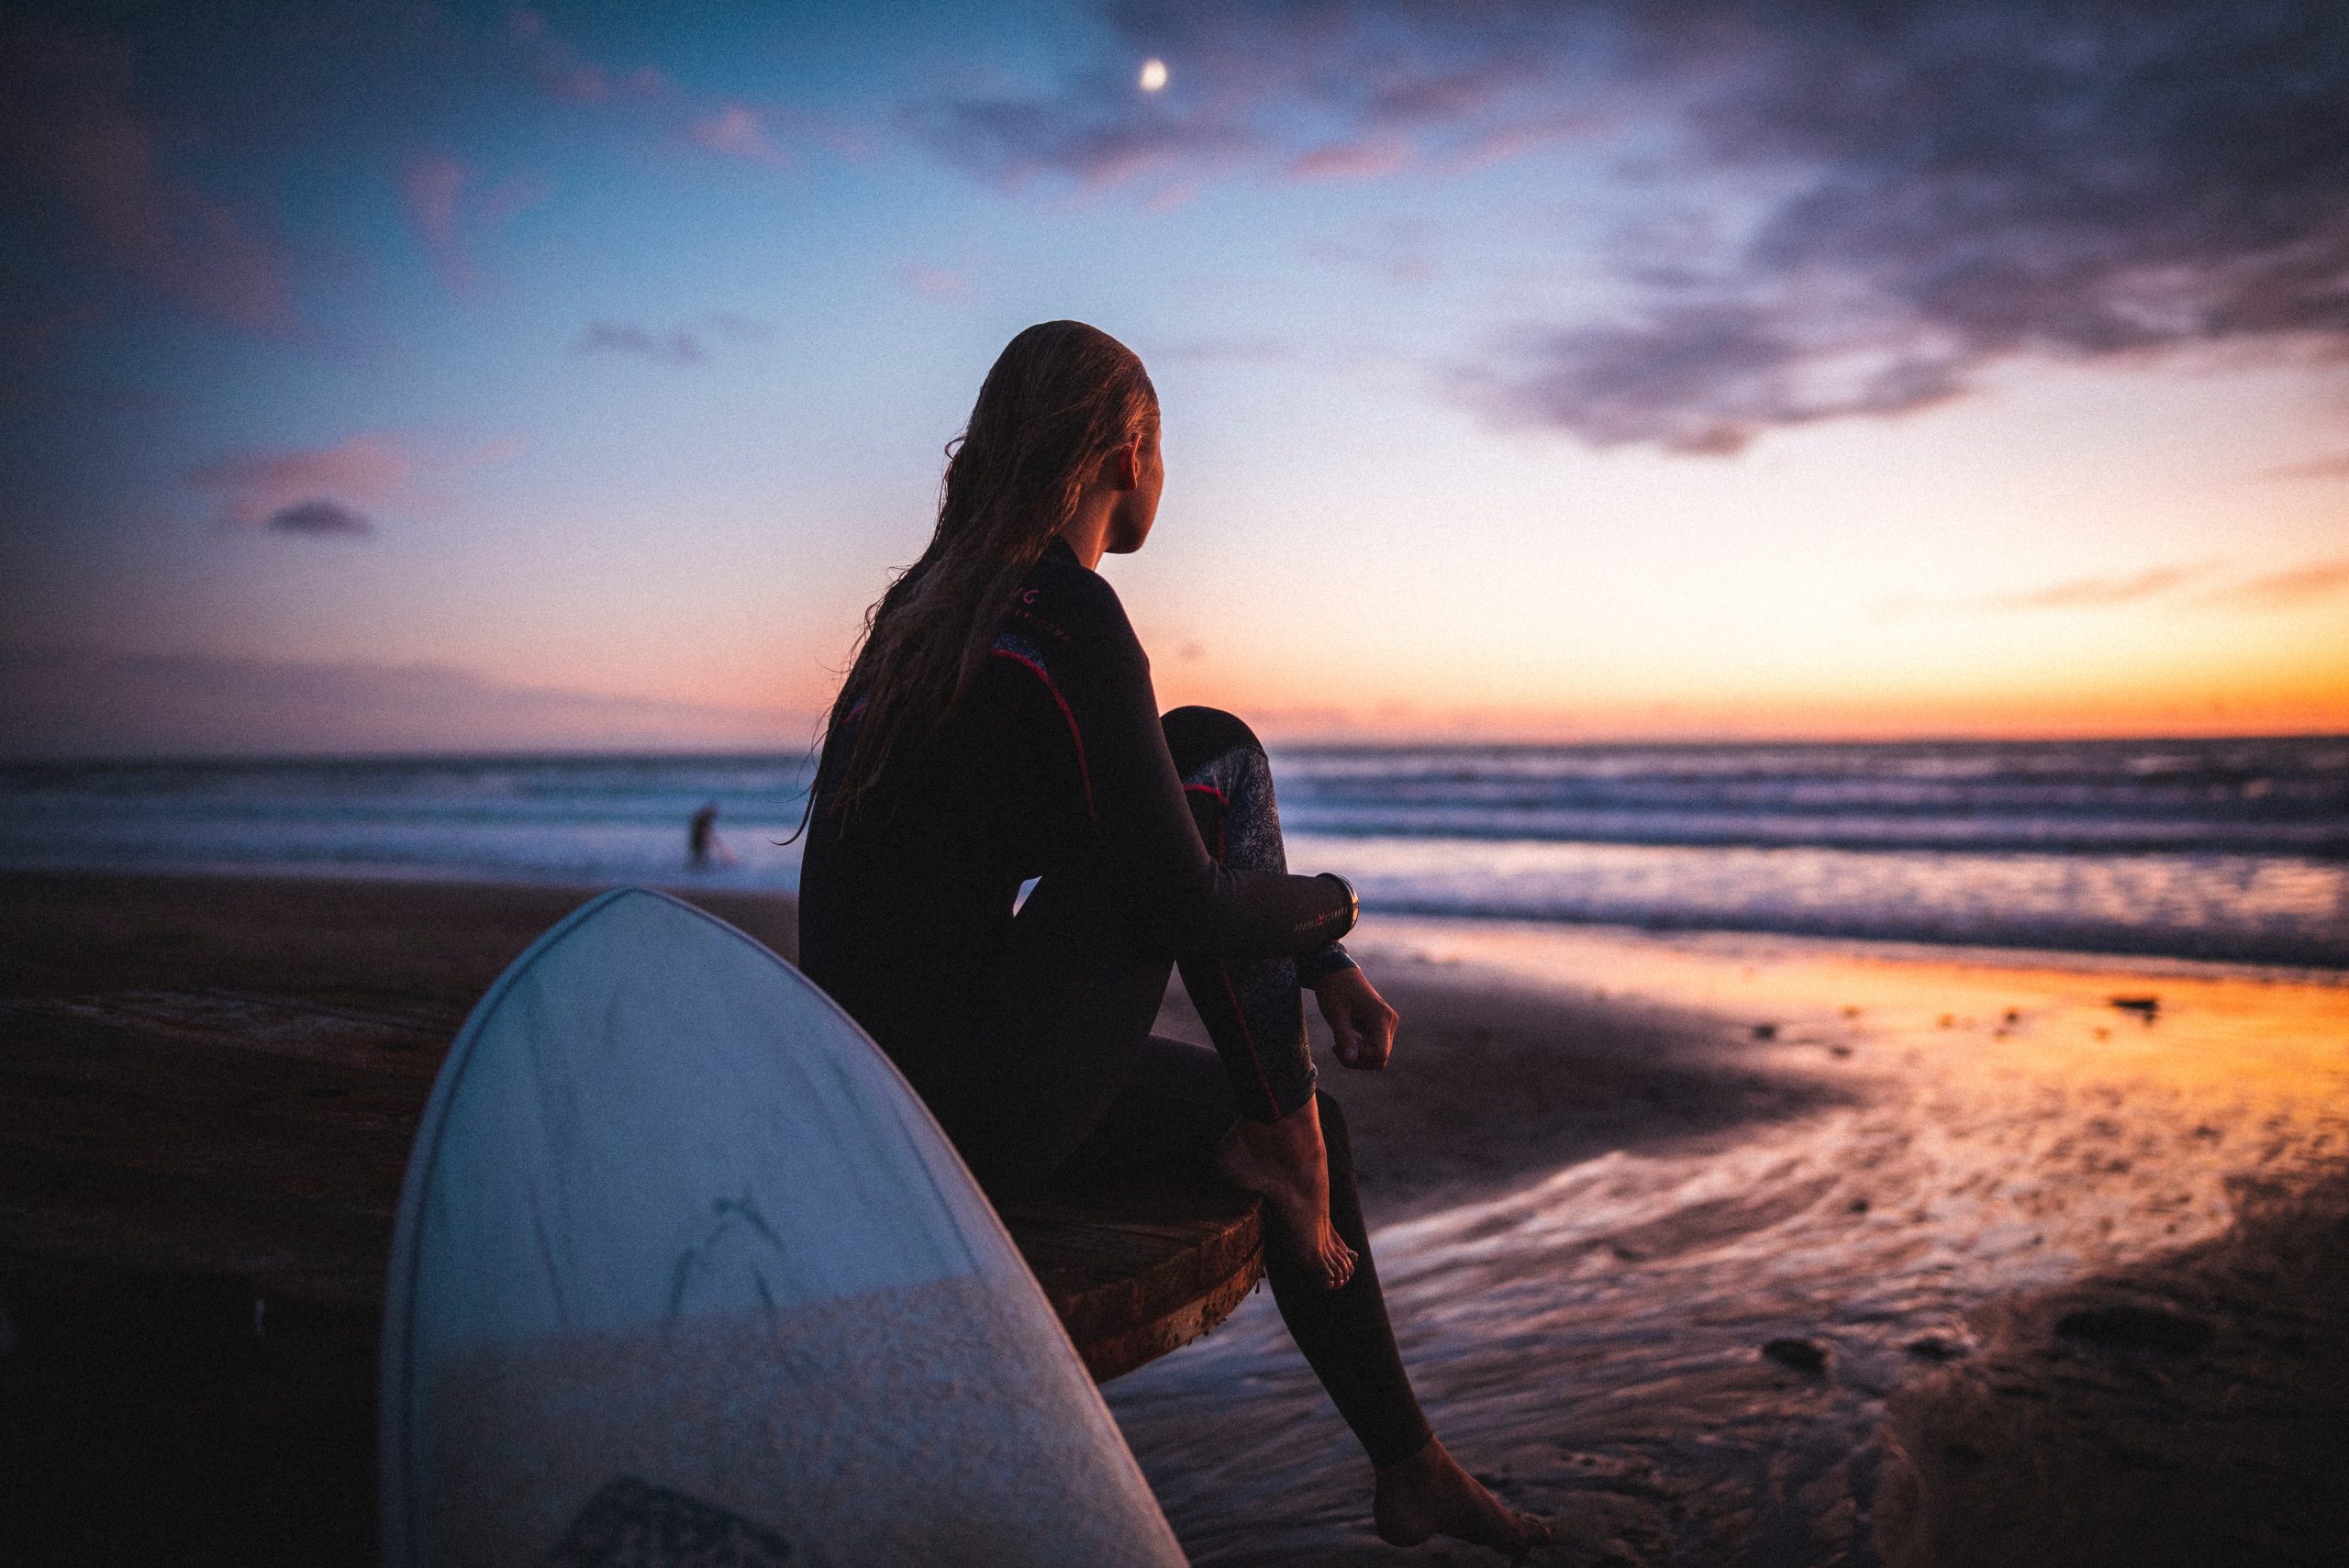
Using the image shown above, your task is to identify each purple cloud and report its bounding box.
[571,314,772,365]
[687,106,789,166]
[573,320,705,364]
[402,157,549,292]
[896,265,971,303]
[264,499,376,539]
[923,2,2349,454]
[0,24,294,332]
[185,431,518,532]
[2265,452,2349,482]
[188,433,415,527]
[507,7,668,106]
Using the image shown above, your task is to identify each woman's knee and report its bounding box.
[1161,705,1263,776]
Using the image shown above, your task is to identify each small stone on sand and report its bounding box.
[1762,1337,1829,1373]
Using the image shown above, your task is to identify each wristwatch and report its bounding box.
[1317,872,1360,938]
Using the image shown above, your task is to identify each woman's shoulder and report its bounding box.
[1006,540,1142,662]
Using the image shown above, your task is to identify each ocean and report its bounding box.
[3,735,2343,968]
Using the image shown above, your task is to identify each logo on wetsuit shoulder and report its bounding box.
[1008,589,1068,641]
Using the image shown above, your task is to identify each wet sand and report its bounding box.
[1128,919,2349,1565]
[4,874,2346,1564]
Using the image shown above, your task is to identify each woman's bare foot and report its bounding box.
[1374,1437,1553,1560]
[1214,1097,1356,1290]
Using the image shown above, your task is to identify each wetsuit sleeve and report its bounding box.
[1297,942,1359,987]
[1055,582,1356,956]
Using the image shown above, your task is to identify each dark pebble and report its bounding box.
[1906,1335,1965,1361]
[1762,1337,1829,1373]
[1753,1022,1778,1040]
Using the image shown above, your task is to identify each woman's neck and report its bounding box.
[1055,499,1115,572]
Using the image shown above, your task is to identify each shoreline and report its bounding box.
[5,858,2342,984]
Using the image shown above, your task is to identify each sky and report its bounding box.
[2,0,2344,756]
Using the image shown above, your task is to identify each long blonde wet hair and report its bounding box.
[819,321,1158,825]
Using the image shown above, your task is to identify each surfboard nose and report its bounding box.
[381,887,1187,1568]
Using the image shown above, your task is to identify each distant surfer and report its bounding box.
[687,801,734,869]
[799,322,1549,1558]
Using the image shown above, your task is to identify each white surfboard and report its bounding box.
[380,887,1187,1568]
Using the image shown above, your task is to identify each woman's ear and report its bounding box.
[1111,435,1143,490]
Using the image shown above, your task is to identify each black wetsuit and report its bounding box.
[800,536,1432,1466]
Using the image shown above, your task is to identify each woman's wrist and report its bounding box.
[1297,941,1358,989]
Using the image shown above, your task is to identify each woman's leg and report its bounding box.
[1062,1037,1434,1468]
[1158,706,1319,1124]
[1052,710,1551,1554]
[954,705,1321,1202]
[946,867,1175,1203]
[1161,706,1357,1287]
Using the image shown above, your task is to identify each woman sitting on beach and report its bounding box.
[798,320,1549,1558]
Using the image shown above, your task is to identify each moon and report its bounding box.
[1138,58,1168,93]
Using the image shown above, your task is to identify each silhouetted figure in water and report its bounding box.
[687,801,734,869]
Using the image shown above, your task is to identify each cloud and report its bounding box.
[1479,2,2349,452]
[1288,138,1412,182]
[896,265,971,303]
[1990,565,2204,612]
[1880,562,2210,617]
[2264,452,2349,481]
[184,431,518,532]
[0,645,813,758]
[572,320,706,364]
[403,157,469,283]
[924,2,2349,453]
[187,434,415,528]
[703,311,773,339]
[265,499,375,539]
[570,313,771,364]
[1884,557,2349,617]
[507,7,668,106]
[911,2,1569,190]
[1304,218,1440,286]
[0,25,293,332]
[506,9,836,172]
[401,157,550,292]
[2206,557,2349,611]
[687,105,789,166]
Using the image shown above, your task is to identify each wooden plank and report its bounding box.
[0,986,1262,1379]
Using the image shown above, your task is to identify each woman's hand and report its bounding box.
[1314,967,1399,1071]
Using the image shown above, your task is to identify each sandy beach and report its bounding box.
[4,873,2345,1564]
[1130,920,2349,1566]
